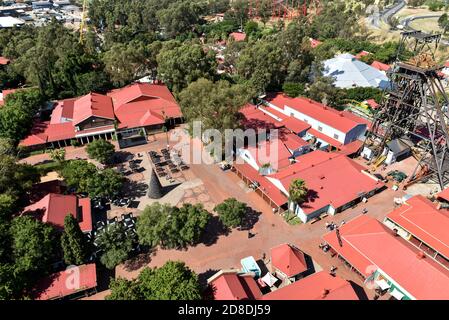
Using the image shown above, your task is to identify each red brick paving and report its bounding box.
[20,130,403,300]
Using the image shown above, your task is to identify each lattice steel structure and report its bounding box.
[365,31,449,190]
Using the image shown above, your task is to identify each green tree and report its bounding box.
[10,216,58,285]
[283,82,305,98]
[86,139,115,164]
[103,41,148,87]
[289,179,308,205]
[49,148,66,164]
[179,78,254,136]
[236,40,284,93]
[137,203,211,249]
[61,214,88,266]
[0,193,16,222]
[138,261,201,300]
[258,0,272,26]
[0,138,16,156]
[95,223,134,269]
[106,278,142,300]
[59,160,97,192]
[0,88,44,142]
[0,154,40,200]
[156,41,216,92]
[59,160,123,198]
[244,20,259,37]
[306,75,343,110]
[86,168,124,198]
[214,198,247,229]
[227,0,249,29]
[157,1,204,38]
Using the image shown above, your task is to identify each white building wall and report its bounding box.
[263,100,368,146]
[283,105,347,144]
[237,148,260,171]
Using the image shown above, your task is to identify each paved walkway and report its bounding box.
[20,128,404,300]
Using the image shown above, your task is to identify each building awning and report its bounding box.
[390,288,405,300]
[375,279,390,291]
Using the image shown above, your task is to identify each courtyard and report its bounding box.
[21,127,408,300]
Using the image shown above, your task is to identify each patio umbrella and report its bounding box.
[261,273,279,287]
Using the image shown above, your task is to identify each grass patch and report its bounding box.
[18,148,47,159]
[283,211,302,226]
[35,161,64,176]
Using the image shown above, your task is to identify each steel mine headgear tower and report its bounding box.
[364,31,449,190]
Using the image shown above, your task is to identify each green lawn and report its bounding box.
[283,211,302,226]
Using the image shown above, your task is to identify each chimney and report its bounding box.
[321,289,330,298]
[417,251,426,260]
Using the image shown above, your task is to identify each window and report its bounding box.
[318,126,323,132]
[334,133,339,140]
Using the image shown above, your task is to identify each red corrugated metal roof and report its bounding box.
[355,51,371,59]
[323,215,449,300]
[0,89,18,107]
[281,117,311,134]
[230,32,246,42]
[234,162,288,207]
[280,131,309,151]
[210,272,262,300]
[259,271,359,300]
[246,138,293,170]
[270,151,382,214]
[240,104,283,131]
[109,83,182,130]
[437,187,449,203]
[34,264,97,300]
[23,193,92,232]
[0,56,10,65]
[271,244,308,277]
[310,38,322,48]
[338,140,363,156]
[72,93,115,126]
[265,93,365,134]
[46,122,76,142]
[371,60,391,72]
[387,195,449,260]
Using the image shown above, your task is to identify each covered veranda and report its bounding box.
[233,162,288,214]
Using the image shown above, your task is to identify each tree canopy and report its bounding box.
[137,203,211,249]
[86,139,116,165]
[289,179,308,205]
[214,198,247,229]
[157,41,217,92]
[107,261,202,300]
[59,160,123,198]
[61,214,88,266]
[95,223,135,269]
[0,89,44,143]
